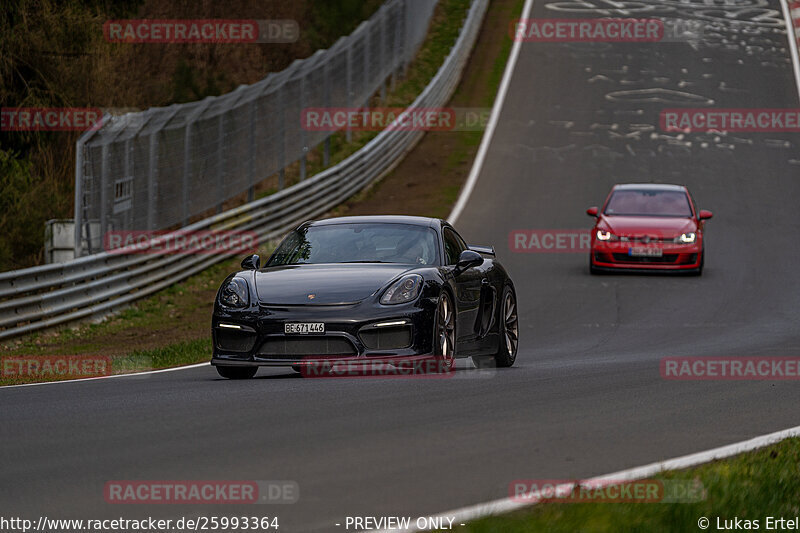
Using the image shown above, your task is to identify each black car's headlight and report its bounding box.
[381,274,423,305]
[220,277,250,308]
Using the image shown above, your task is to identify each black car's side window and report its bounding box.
[443,228,466,265]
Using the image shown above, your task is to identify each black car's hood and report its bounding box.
[254,264,415,305]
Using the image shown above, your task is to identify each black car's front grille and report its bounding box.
[257,336,358,358]
[359,326,412,350]
[612,253,679,264]
[215,330,257,352]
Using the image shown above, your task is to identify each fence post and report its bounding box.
[402,0,410,78]
[124,137,133,230]
[182,122,192,226]
[248,100,255,202]
[100,142,109,248]
[278,85,286,189]
[381,6,388,104]
[324,60,331,167]
[73,139,85,258]
[392,1,403,89]
[217,113,225,213]
[148,131,157,230]
[364,27,370,108]
[346,41,353,143]
[300,73,307,181]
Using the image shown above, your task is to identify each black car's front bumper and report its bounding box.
[211,298,438,367]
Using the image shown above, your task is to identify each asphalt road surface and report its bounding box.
[3,1,800,531]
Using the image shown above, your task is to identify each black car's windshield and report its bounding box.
[267,223,439,266]
[604,190,693,217]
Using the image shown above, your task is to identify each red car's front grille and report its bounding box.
[611,253,680,264]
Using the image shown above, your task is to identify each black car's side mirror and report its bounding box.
[454,249,483,275]
[241,254,260,270]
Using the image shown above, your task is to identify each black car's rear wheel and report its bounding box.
[216,366,258,379]
[434,291,456,372]
[473,285,518,368]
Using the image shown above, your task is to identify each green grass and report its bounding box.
[0,338,212,386]
[454,438,800,532]
[112,338,213,374]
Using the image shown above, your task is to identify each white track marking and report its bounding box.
[372,424,800,532]
[0,362,210,389]
[780,0,800,103]
[448,0,535,225]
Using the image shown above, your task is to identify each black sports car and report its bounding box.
[211,215,518,379]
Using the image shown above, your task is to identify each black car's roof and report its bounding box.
[301,215,441,229]
[613,183,686,192]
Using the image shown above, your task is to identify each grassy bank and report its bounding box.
[455,437,800,533]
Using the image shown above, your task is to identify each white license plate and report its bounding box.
[629,247,663,257]
[284,322,325,334]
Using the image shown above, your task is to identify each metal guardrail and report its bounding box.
[0,0,489,341]
[74,0,437,255]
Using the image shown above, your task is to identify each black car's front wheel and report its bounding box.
[433,291,456,372]
[216,365,258,379]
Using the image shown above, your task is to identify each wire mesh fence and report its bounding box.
[75,0,438,256]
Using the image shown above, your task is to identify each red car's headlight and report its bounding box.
[596,230,618,241]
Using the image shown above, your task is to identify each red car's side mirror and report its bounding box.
[586,206,598,217]
[698,209,713,220]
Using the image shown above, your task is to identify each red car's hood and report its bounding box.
[598,215,696,238]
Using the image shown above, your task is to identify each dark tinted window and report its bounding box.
[604,190,692,217]
[443,228,467,265]
[267,223,439,266]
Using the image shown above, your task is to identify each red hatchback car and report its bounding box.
[587,184,712,275]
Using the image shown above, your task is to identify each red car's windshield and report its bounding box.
[604,190,693,217]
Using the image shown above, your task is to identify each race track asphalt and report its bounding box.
[2,1,799,531]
